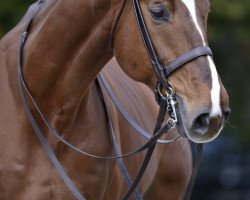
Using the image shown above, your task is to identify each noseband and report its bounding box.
[17,0,211,200]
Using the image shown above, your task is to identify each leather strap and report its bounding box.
[132,0,168,90]
[122,97,170,200]
[95,79,143,200]
[183,144,203,200]
[19,70,178,160]
[18,2,85,199]
[132,0,213,93]
[164,47,213,76]
[98,73,179,144]
[110,0,127,49]
[18,74,86,200]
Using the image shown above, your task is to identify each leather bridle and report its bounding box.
[111,0,213,102]
[111,1,211,199]
[17,0,212,199]
[111,0,212,133]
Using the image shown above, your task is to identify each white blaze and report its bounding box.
[181,0,222,116]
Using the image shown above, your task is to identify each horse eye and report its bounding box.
[149,6,169,21]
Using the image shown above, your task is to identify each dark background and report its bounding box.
[1,0,249,199]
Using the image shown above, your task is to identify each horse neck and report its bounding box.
[22,0,117,129]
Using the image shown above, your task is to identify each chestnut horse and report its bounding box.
[0,0,230,199]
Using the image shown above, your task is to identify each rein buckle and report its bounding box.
[155,82,178,123]
[167,93,178,123]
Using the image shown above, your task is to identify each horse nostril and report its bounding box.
[223,108,231,122]
[192,113,210,135]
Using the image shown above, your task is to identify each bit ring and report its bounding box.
[157,81,175,97]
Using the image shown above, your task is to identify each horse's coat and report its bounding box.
[0,0,229,199]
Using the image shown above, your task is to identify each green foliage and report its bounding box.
[0,0,34,36]
[0,0,249,143]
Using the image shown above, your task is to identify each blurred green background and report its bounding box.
[0,0,249,199]
[209,0,250,145]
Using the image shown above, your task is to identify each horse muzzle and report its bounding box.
[175,95,231,143]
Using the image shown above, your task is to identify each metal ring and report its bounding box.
[166,81,175,96]
[167,118,176,129]
[157,84,167,97]
[157,82,176,97]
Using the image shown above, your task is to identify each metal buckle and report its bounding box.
[21,32,28,42]
[167,118,176,129]
[167,92,178,123]
[157,82,178,123]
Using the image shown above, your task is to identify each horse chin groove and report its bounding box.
[186,129,222,144]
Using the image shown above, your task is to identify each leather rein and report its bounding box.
[17,0,212,199]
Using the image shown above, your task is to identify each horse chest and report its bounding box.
[0,128,116,200]
[0,96,126,200]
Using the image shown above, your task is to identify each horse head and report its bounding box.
[112,0,230,143]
